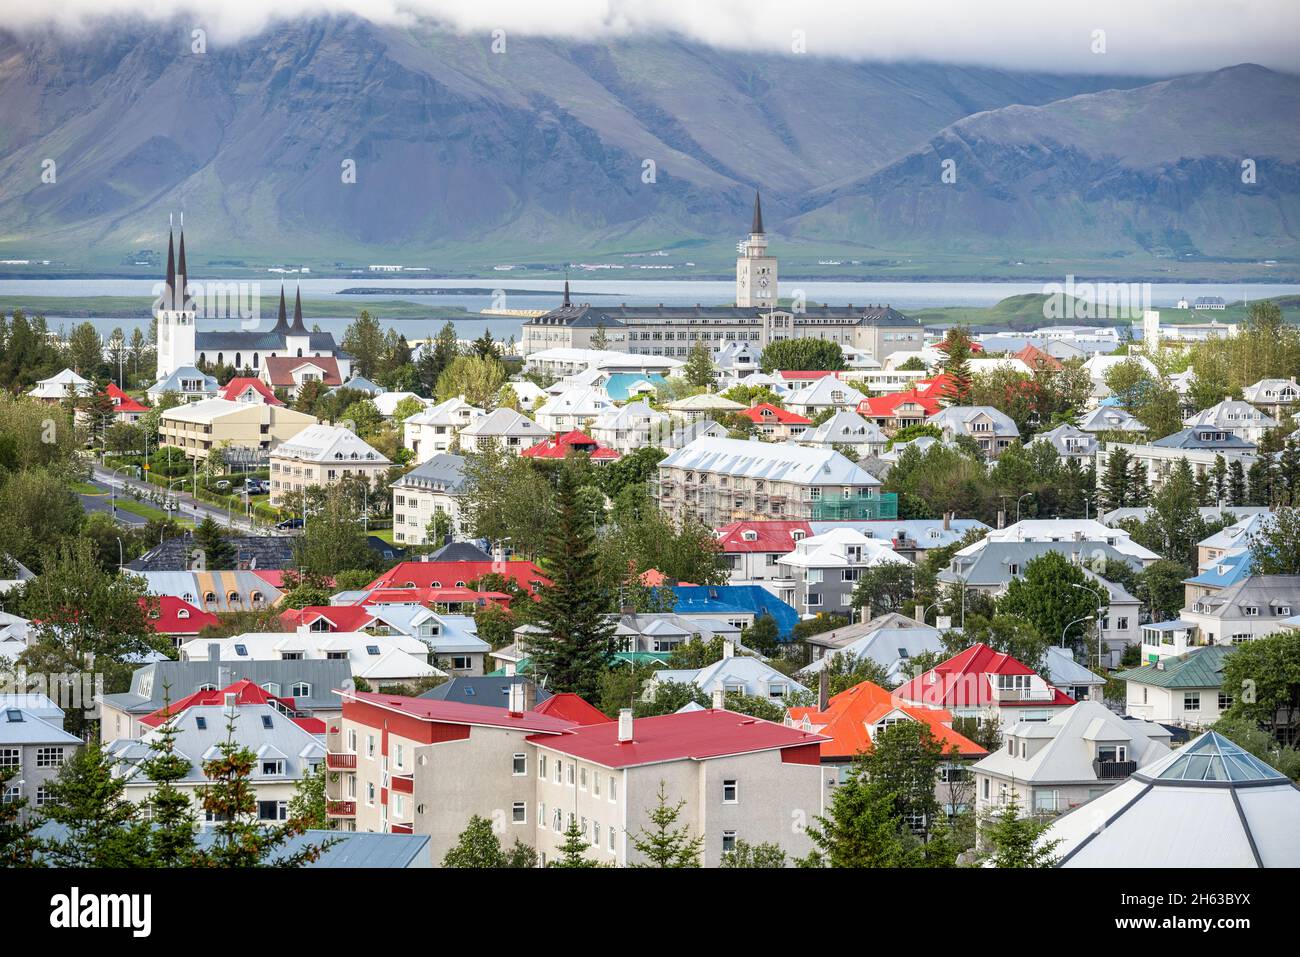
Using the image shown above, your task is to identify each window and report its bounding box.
[261,715,274,730]
[35,786,52,808]
[594,822,601,845]
[553,808,563,831]
[290,681,309,699]
[261,759,285,776]
[609,776,617,801]
[539,754,547,779]
[566,763,575,786]
[512,753,527,776]
[512,802,526,824]
[722,779,738,803]
[367,782,375,805]
[594,774,601,797]
[721,830,737,854]
[258,800,288,821]
[395,744,405,770]
[366,645,381,655]
[1184,692,1201,711]
[1096,745,1127,763]
[554,760,562,784]
[35,747,65,768]
[1218,692,1234,711]
[608,827,616,852]
[347,729,357,752]
[366,735,376,758]
[0,748,18,769]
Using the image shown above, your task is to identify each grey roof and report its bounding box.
[940,540,1142,588]
[663,419,727,448]
[1043,646,1106,688]
[1030,423,1097,458]
[798,624,943,684]
[101,657,351,715]
[0,692,62,724]
[526,302,913,329]
[0,706,81,745]
[928,405,1020,438]
[418,676,553,705]
[801,410,886,447]
[126,534,296,572]
[1189,574,1300,622]
[392,453,466,494]
[428,541,492,562]
[1151,428,1257,451]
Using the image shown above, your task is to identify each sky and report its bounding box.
[1,0,1297,75]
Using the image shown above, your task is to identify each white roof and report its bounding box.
[459,407,548,438]
[785,377,867,408]
[664,393,746,413]
[162,397,282,425]
[405,396,484,426]
[592,400,669,430]
[177,631,442,681]
[371,391,424,417]
[1082,353,1159,380]
[654,656,808,697]
[1184,398,1279,431]
[777,527,912,570]
[28,368,93,399]
[985,519,1158,562]
[660,437,881,487]
[801,410,886,446]
[272,424,391,465]
[535,386,616,419]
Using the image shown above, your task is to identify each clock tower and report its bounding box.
[735,191,777,308]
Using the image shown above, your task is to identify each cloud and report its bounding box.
[3,0,1298,75]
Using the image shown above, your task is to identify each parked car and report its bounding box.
[275,518,304,530]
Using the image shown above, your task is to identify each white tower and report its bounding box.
[155,217,197,379]
[736,191,777,308]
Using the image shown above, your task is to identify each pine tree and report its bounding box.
[526,462,615,699]
[630,782,704,867]
[139,691,200,866]
[939,327,974,406]
[1099,447,1132,510]
[803,760,920,867]
[0,764,41,867]
[550,819,601,867]
[1227,460,1247,506]
[192,515,237,569]
[980,790,1061,867]
[39,740,151,867]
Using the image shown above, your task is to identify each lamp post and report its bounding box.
[1062,614,1094,654]
[1016,492,1033,524]
[1072,580,1109,671]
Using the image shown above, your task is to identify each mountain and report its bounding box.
[0,18,1292,276]
[789,64,1300,266]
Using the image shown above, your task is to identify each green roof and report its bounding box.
[1113,645,1234,689]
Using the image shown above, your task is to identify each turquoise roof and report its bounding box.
[1113,644,1234,689]
[603,373,666,401]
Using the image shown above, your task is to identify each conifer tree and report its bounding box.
[550,819,601,867]
[683,340,716,390]
[939,327,974,406]
[139,691,200,866]
[0,764,41,867]
[192,514,237,569]
[980,790,1060,868]
[630,782,703,867]
[39,740,151,867]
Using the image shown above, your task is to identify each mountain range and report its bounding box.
[0,17,1296,277]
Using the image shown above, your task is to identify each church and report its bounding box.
[153,220,351,382]
[519,193,924,362]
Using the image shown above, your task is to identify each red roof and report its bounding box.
[1014,344,1063,371]
[261,356,342,388]
[141,596,220,636]
[246,569,326,591]
[342,690,577,734]
[892,643,1075,710]
[715,520,813,553]
[787,680,987,760]
[776,370,838,382]
[356,586,512,608]
[218,377,284,405]
[140,679,279,727]
[858,388,942,418]
[106,383,148,414]
[367,561,551,596]
[737,403,811,425]
[522,430,620,461]
[532,693,610,726]
[279,605,375,632]
[527,708,827,768]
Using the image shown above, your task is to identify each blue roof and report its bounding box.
[1185,550,1254,589]
[603,372,666,401]
[665,585,800,640]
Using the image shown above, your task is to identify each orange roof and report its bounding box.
[1014,344,1063,371]
[787,680,987,761]
[522,430,620,461]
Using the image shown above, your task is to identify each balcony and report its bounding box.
[1093,759,1138,780]
[390,774,414,794]
[326,751,357,770]
[326,800,356,818]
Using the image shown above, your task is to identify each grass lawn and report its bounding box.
[368,527,399,545]
[111,498,184,524]
[71,481,105,495]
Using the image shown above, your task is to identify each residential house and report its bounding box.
[260,356,343,399]
[1242,376,1300,418]
[1115,645,1234,727]
[646,652,809,702]
[1030,423,1097,464]
[665,585,801,641]
[141,595,220,647]
[736,403,811,441]
[1042,645,1108,704]
[217,377,283,406]
[390,453,466,546]
[663,393,746,422]
[27,368,93,403]
[533,386,617,434]
[659,418,728,451]
[281,604,490,676]
[927,406,1021,459]
[797,618,944,687]
[403,397,483,462]
[1178,574,1300,647]
[366,559,551,597]
[590,401,672,453]
[269,424,392,507]
[783,377,867,418]
[104,383,148,423]
[0,698,80,821]
[457,408,550,455]
[1076,405,1146,437]
[147,366,219,404]
[972,700,1171,820]
[937,539,1143,604]
[1097,436,1257,490]
[774,527,912,617]
[160,398,317,462]
[1183,397,1279,445]
[521,430,620,462]
[799,410,887,458]
[136,569,283,613]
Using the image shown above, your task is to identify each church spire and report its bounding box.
[290,284,307,333]
[176,224,189,309]
[273,285,289,333]
[562,279,571,308]
[750,190,764,235]
[164,224,176,309]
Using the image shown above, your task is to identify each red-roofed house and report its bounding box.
[366,561,551,597]
[139,679,325,735]
[105,383,148,423]
[1014,344,1063,372]
[141,596,220,644]
[219,376,285,406]
[532,693,610,726]
[260,356,342,398]
[858,388,942,433]
[715,520,812,586]
[353,586,512,612]
[736,403,811,440]
[776,371,838,390]
[280,605,377,633]
[521,430,621,462]
[892,643,1075,729]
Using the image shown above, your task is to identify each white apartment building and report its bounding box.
[269,424,392,506]
[391,454,466,546]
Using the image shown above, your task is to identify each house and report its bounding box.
[1114,645,1234,727]
[1242,376,1300,417]
[857,388,942,434]
[787,680,987,812]
[0,611,31,664]
[972,700,1171,820]
[1042,646,1107,703]
[367,559,551,596]
[98,655,350,743]
[140,595,220,646]
[937,539,1143,601]
[926,406,1021,459]
[260,356,343,399]
[390,453,466,546]
[712,340,762,381]
[333,375,387,398]
[663,393,747,422]
[774,527,912,617]
[590,401,672,453]
[666,584,801,641]
[1098,438,1256,491]
[178,630,444,688]
[27,368,93,403]
[457,408,550,455]
[371,391,423,418]
[1183,397,1280,445]
[659,418,728,451]
[646,651,809,701]
[1029,423,1097,463]
[135,569,283,613]
[611,613,744,656]
[799,410,887,458]
[736,403,811,441]
[783,377,867,417]
[103,383,148,423]
[147,366,219,404]
[1196,511,1274,570]
[0,698,80,821]
[893,643,1075,729]
[1046,731,1300,867]
[403,397,483,462]
[533,386,617,433]
[985,518,1159,565]
[217,377,283,406]
[521,430,621,462]
[348,604,489,676]
[797,617,944,686]
[106,682,327,825]
[418,676,552,707]
[654,436,887,527]
[268,424,392,507]
[1178,574,1300,648]
[1076,405,1146,437]
[160,398,317,462]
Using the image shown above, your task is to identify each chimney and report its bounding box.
[521,680,537,713]
[915,603,926,624]
[722,640,735,659]
[943,511,952,531]
[818,670,829,712]
[218,665,231,688]
[936,615,953,630]
[711,686,725,710]
[996,509,1006,530]
[208,642,221,662]
[507,682,525,716]
[617,708,634,743]
[223,692,237,715]
[296,623,309,636]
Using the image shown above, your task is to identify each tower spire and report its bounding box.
[751,190,764,235]
[164,224,176,309]
[176,226,188,308]
[290,283,307,333]
[273,285,289,334]
[563,279,571,308]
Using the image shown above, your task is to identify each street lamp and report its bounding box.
[1062,614,1094,651]
[1072,580,1109,671]
[1015,492,1033,524]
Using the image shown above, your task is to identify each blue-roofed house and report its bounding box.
[666,584,801,640]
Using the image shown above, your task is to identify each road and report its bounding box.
[87,464,262,534]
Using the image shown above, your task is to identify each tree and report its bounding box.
[630,782,704,867]
[720,840,787,868]
[759,339,845,373]
[417,322,462,396]
[861,721,950,851]
[0,764,40,867]
[1129,459,1207,567]
[443,814,537,867]
[436,355,507,408]
[341,310,386,379]
[742,614,781,657]
[947,614,1050,673]
[996,552,1095,655]
[1249,507,1300,574]
[1136,558,1193,623]
[550,819,601,867]
[820,650,894,696]
[803,759,921,867]
[291,483,377,578]
[38,741,151,867]
[0,467,85,573]
[289,762,329,830]
[851,563,917,618]
[192,515,237,569]
[979,790,1060,868]
[682,340,716,390]
[1221,629,1300,741]
[139,693,200,866]
[526,462,616,699]
[938,327,975,406]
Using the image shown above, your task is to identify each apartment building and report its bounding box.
[269,424,391,506]
[160,398,317,461]
[403,397,483,462]
[391,453,466,546]
[0,696,80,821]
[654,436,889,528]
[774,527,912,616]
[1097,436,1257,491]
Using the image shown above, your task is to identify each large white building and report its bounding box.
[268,424,391,506]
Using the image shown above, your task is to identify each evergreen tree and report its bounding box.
[803,760,920,867]
[938,327,974,406]
[341,310,386,379]
[139,692,200,866]
[980,790,1061,867]
[1227,459,1247,505]
[550,819,601,867]
[630,782,704,867]
[1099,447,1132,510]
[39,741,151,867]
[192,515,237,569]
[720,840,787,868]
[682,340,716,390]
[526,462,616,699]
[442,814,536,867]
[0,764,42,867]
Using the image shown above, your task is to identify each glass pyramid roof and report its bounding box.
[1147,731,1286,783]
